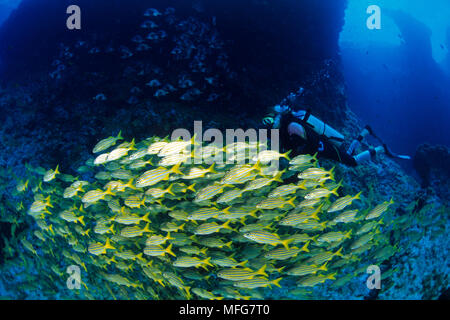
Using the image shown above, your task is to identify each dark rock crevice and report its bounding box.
[414,143,450,201]
[0,0,349,168]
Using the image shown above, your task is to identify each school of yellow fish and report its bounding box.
[7,132,403,300]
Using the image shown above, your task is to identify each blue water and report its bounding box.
[0,0,20,25]
[340,0,450,167]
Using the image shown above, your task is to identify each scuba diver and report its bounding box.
[262,88,411,167]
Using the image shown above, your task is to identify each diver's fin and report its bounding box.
[364,125,374,136]
[383,144,411,160]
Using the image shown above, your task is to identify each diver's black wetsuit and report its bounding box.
[279,112,358,167]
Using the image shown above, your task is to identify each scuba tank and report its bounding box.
[292,110,345,147]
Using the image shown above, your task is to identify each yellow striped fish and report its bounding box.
[211,255,247,268]
[217,206,258,221]
[332,209,359,224]
[173,256,214,270]
[304,186,340,200]
[82,187,115,204]
[145,232,173,246]
[253,149,291,164]
[233,277,282,289]
[243,171,283,192]
[279,206,321,226]
[293,220,327,231]
[289,153,317,166]
[113,212,150,225]
[356,220,383,235]
[162,271,191,298]
[114,251,145,261]
[59,210,85,226]
[216,189,245,204]
[287,262,328,276]
[21,238,37,255]
[268,182,305,198]
[29,196,53,214]
[297,198,321,208]
[43,165,60,182]
[193,220,234,235]
[297,273,336,287]
[217,265,268,281]
[298,166,334,180]
[307,247,343,265]
[198,237,232,249]
[145,184,175,199]
[317,230,352,244]
[182,163,216,180]
[124,195,146,208]
[243,230,293,249]
[144,243,176,257]
[256,196,296,210]
[106,140,136,162]
[365,198,394,220]
[63,184,85,198]
[194,183,231,202]
[158,137,195,157]
[93,131,123,153]
[327,192,361,213]
[147,141,168,154]
[104,179,136,192]
[192,288,224,300]
[88,238,116,256]
[187,207,222,221]
[120,223,152,238]
[179,246,208,256]
[159,152,191,166]
[94,222,114,235]
[264,243,309,260]
[135,164,183,188]
[111,169,133,180]
[128,159,153,170]
[220,162,262,185]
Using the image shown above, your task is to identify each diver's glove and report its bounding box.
[273,105,291,115]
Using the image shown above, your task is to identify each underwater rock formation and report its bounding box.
[0,0,350,170]
[0,0,348,115]
[0,0,347,73]
[414,144,450,201]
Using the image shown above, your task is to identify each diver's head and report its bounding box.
[262,105,291,128]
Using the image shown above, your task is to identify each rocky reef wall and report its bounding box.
[0,0,347,76]
[414,144,450,202]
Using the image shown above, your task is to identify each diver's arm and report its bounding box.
[273,113,283,129]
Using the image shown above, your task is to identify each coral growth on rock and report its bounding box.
[414,144,450,201]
